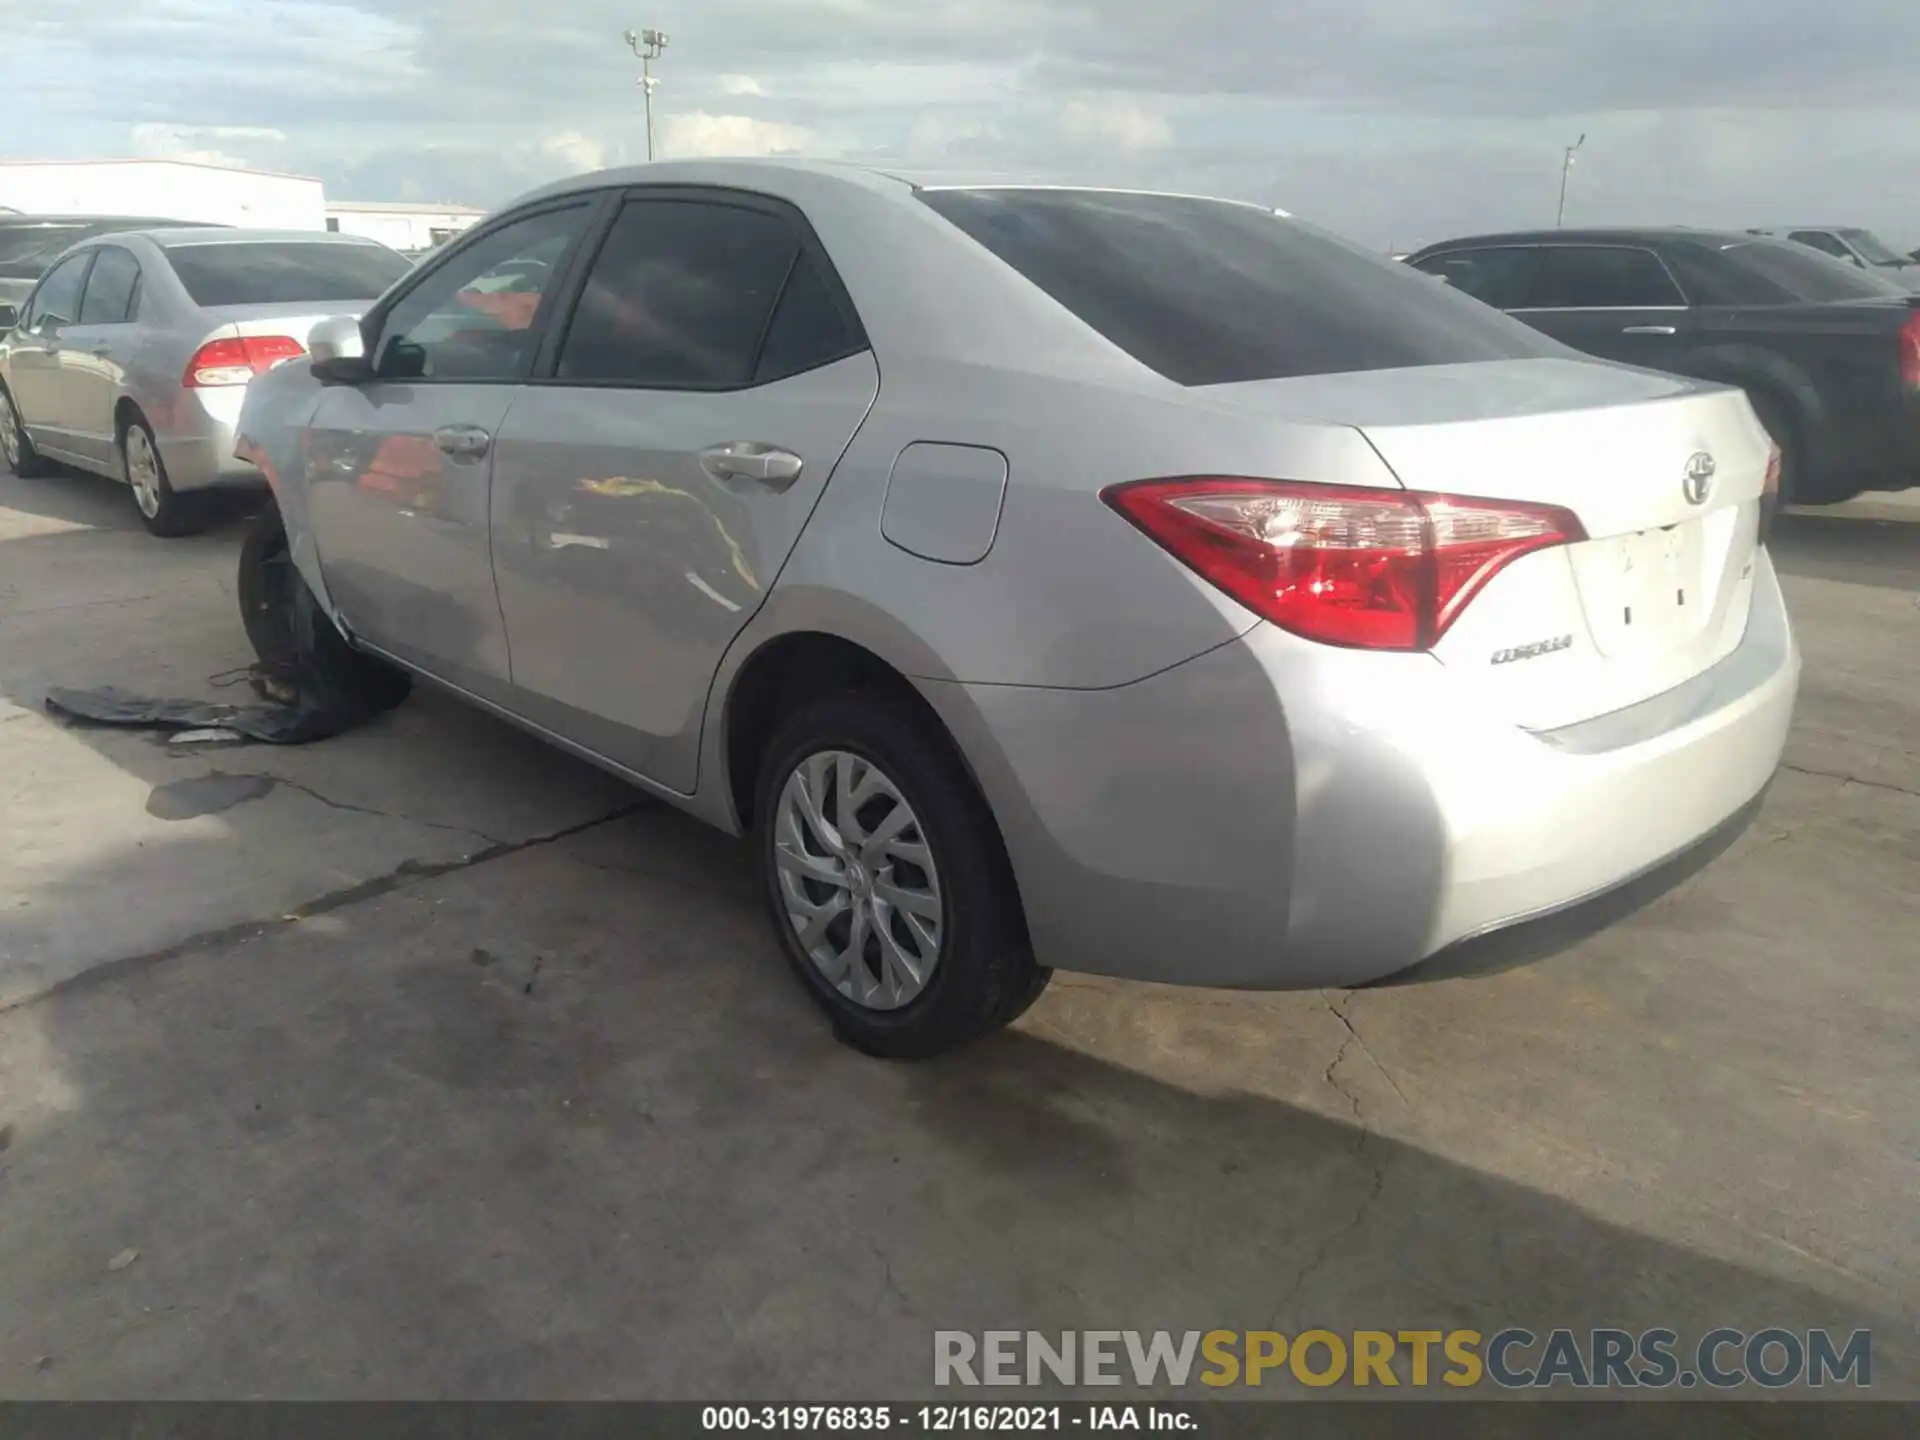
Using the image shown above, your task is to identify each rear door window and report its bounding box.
[78,246,141,324]
[162,241,412,307]
[753,248,867,384]
[556,198,842,388]
[1522,246,1685,309]
[918,188,1559,387]
[1408,247,1538,309]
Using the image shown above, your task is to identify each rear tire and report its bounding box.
[754,689,1048,1060]
[1744,389,1861,506]
[238,502,411,710]
[120,411,206,537]
[0,381,51,477]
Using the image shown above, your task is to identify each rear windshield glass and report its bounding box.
[917,188,1561,386]
[0,225,92,278]
[1673,239,1908,304]
[163,241,412,307]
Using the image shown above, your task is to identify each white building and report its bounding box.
[0,159,326,229]
[325,201,486,253]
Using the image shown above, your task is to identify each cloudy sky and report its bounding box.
[4,0,1918,251]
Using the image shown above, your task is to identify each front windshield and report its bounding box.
[1840,229,1907,266]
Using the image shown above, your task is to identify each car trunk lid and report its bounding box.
[1199,357,1773,730]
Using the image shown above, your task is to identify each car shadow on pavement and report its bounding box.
[1770,511,1920,594]
[0,458,263,537]
[0,822,1905,1413]
[1375,789,1766,987]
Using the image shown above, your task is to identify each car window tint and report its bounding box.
[1523,247,1684,308]
[378,205,592,382]
[25,253,90,330]
[919,189,1558,386]
[557,200,798,387]
[1679,239,1907,304]
[1409,247,1538,309]
[754,247,865,383]
[78,246,141,323]
[0,224,91,279]
[1788,230,1852,261]
[164,241,411,307]
[1839,229,1905,266]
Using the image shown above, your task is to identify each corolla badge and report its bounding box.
[1682,451,1716,506]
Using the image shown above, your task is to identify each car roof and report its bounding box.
[1411,226,1764,254]
[510,156,1281,214]
[136,228,394,247]
[0,214,214,228]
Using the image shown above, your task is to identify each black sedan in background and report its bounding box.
[0,214,213,311]
[1405,228,1920,504]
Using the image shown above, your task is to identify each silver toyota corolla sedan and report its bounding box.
[0,229,411,535]
[234,160,1799,1058]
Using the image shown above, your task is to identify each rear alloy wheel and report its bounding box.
[756,691,1049,1059]
[121,414,206,537]
[0,383,51,477]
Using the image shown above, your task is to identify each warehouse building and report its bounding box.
[0,158,326,229]
[325,200,486,253]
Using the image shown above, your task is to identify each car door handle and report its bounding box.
[433,424,492,462]
[89,345,111,358]
[699,442,804,491]
[1621,325,1678,336]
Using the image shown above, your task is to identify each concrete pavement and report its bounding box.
[0,462,1915,1404]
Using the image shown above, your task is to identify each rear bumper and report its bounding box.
[928,554,1798,990]
[156,386,265,492]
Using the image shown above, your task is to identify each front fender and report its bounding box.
[234,365,338,627]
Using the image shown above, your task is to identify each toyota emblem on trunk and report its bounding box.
[1683,452,1716,505]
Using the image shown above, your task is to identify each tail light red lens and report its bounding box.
[1899,310,1920,391]
[1102,478,1586,652]
[183,335,306,388]
[1757,440,1783,546]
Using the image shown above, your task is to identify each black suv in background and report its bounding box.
[1404,229,1920,504]
[0,214,214,310]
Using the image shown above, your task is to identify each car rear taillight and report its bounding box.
[1757,441,1783,546]
[1102,478,1586,652]
[1899,309,1920,391]
[182,335,306,388]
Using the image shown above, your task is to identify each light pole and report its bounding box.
[1555,133,1585,228]
[625,27,669,161]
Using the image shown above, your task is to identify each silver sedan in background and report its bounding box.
[0,229,411,535]
[236,161,1799,1058]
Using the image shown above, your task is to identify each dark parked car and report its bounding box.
[1405,228,1920,503]
[1746,226,1920,292]
[0,214,215,310]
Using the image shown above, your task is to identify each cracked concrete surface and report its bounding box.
[0,469,1916,1402]
[0,477,638,1009]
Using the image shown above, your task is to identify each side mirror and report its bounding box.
[307,315,365,364]
[307,315,372,384]
[0,303,17,332]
